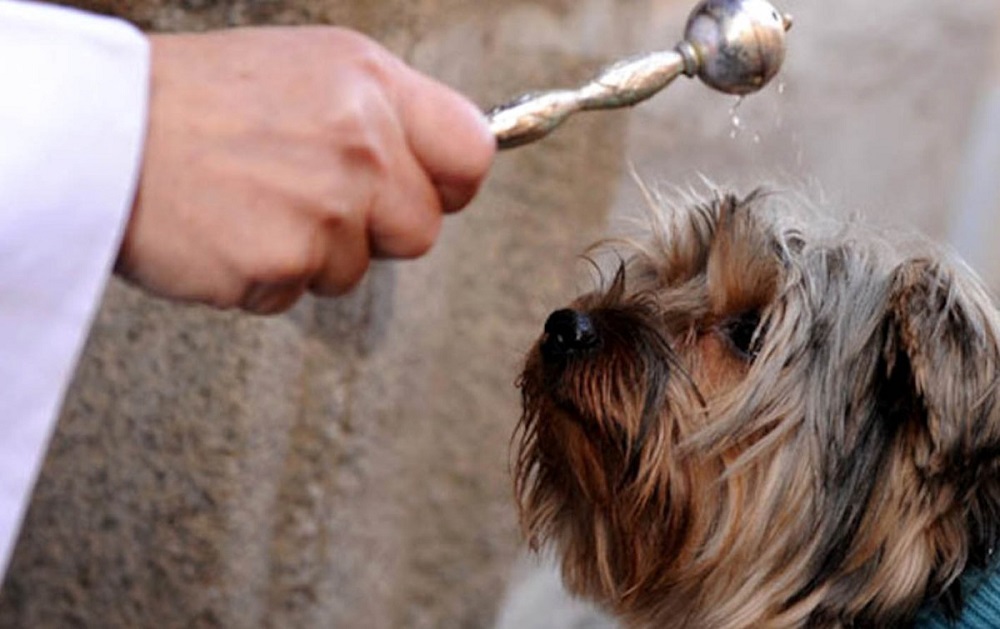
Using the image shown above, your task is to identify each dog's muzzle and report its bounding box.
[541,309,599,362]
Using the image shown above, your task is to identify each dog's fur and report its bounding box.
[514,190,1000,628]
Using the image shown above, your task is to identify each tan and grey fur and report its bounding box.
[515,190,1000,628]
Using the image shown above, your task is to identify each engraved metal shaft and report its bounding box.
[487,0,792,150]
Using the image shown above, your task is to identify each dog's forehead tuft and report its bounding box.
[600,187,985,328]
[615,190,790,315]
[705,191,786,316]
[605,192,741,293]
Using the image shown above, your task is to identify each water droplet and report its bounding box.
[753,133,761,144]
[728,97,746,139]
[777,81,786,95]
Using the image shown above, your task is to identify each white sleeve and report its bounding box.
[0,0,150,575]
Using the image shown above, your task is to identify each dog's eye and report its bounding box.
[721,311,763,360]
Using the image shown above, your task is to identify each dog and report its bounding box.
[514,189,1000,628]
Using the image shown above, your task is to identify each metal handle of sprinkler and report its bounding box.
[486,0,792,149]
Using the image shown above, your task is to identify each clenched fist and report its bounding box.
[117,26,495,314]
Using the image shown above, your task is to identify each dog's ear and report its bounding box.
[886,258,1000,569]
[887,257,1000,475]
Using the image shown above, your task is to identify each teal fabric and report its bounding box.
[916,568,1000,628]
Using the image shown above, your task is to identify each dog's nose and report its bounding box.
[541,309,598,360]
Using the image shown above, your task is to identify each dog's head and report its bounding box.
[515,191,1000,628]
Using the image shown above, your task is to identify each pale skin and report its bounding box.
[116,26,496,314]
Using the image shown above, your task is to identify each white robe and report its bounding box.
[0,0,149,575]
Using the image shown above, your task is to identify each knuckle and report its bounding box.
[314,201,346,234]
[244,236,324,287]
[326,28,388,64]
[340,256,371,293]
[352,46,395,89]
[315,38,401,175]
[238,280,305,315]
[328,28,397,88]
[207,277,251,311]
[320,81,395,177]
[314,254,370,297]
[400,214,443,259]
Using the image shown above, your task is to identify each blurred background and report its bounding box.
[1,0,999,627]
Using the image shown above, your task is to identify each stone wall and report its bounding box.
[0,1,636,627]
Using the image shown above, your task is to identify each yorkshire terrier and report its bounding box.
[514,190,1000,628]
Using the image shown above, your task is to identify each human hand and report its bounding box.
[116,26,495,314]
